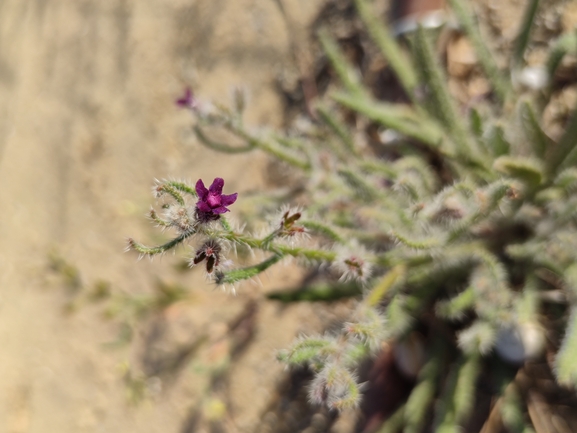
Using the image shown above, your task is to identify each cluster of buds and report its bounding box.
[332,242,373,283]
[278,209,305,238]
[191,239,222,274]
[280,305,386,411]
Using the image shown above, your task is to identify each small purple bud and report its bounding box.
[175,87,198,111]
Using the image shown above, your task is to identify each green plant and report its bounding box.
[128,0,577,429]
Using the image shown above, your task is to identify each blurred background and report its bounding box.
[1,0,576,432]
[0,1,329,432]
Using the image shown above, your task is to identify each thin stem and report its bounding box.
[127,231,195,256]
[194,125,255,153]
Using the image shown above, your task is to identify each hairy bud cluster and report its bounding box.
[190,239,223,274]
[332,242,372,283]
[279,209,305,238]
[163,205,196,233]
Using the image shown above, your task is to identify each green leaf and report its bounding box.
[436,288,475,321]
[511,0,540,68]
[279,337,339,365]
[519,99,551,159]
[493,156,544,188]
[435,354,481,430]
[555,308,577,386]
[546,31,577,79]
[547,98,577,174]
[469,108,484,137]
[332,91,445,150]
[484,124,510,157]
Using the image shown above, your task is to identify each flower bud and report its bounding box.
[190,239,222,274]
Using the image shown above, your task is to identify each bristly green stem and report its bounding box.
[155,184,185,206]
[301,220,345,243]
[165,181,198,198]
[128,231,196,256]
[216,230,337,262]
[149,209,171,227]
[216,254,284,284]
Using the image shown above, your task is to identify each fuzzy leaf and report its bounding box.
[435,354,481,429]
[555,308,577,386]
[484,124,510,157]
[511,0,540,67]
[493,156,544,188]
[279,337,339,365]
[436,288,475,321]
[332,91,444,149]
[519,99,550,159]
[548,98,577,173]
[546,31,577,79]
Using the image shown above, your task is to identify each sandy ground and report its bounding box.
[0,1,334,432]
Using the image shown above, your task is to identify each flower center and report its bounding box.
[207,193,221,208]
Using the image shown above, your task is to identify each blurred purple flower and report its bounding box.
[176,87,198,111]
[195,178,237,221]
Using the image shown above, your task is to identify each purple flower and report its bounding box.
[176,87,198,111]
[195,178,237,222]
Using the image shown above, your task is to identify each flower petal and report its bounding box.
[196,201,212,212]
[220,193,238,206]
[212,206,230,214]
[195,179,208,199]
[209,178,224,195]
